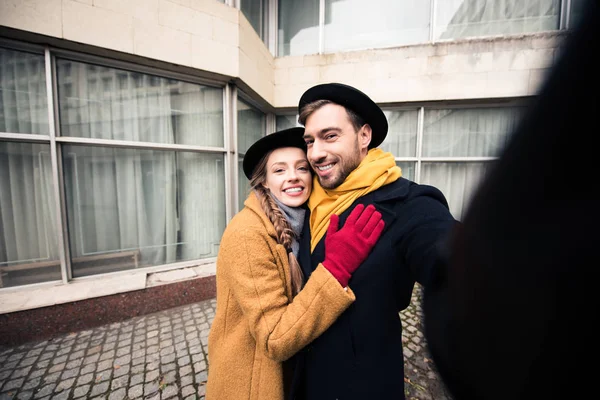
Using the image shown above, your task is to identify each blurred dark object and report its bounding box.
[423,0,598,399]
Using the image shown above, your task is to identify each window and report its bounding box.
[278,0,320,56]
[57,60,224,147]
[237,98,266,211]
[324,0,431,53]
[0,48,48,134]
[0,48,59,288]
[275,114,299,130]
[435,0,560,40]
[62,146,225,278]
[0,142,60,287]
[277,0,568,56]
[55,59,227,278]
[0,45,229,288]
[382,105,525,220]
[241,0,270,46]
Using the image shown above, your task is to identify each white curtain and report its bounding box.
[0,143,58,266]
[420,107,524,220]
[0,48,62,286]
[58,61,225,277]
[436,0,560,40]
[380,110,419,157]
[421,161,494,221]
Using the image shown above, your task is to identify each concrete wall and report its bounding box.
[274,32,566,107]
[0,0,275,103]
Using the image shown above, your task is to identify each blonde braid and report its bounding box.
[254,185,305,296]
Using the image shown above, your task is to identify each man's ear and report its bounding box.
[359,124,372,151]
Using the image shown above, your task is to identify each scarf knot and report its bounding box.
[308,148,401,251]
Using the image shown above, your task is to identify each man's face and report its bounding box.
[303,103,371,190]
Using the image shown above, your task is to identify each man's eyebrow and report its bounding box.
[304,127,341,139]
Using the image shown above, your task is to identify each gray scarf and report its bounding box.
[271,195,306,258]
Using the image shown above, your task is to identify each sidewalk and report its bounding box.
[0,285,452,400]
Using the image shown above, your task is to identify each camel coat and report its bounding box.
[206,192,356,400]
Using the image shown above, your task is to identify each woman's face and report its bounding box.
[263,147,312,207]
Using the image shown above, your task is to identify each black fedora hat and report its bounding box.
[242,127,306,180]
[298,82,388,149]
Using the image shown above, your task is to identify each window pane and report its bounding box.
[435,0,560,40]
[381,110,418,157]
[422,107,524,157]
[278,0,320,56]
[324,0,431,53]
[237,100,266,211]
[276,115,300,130]
[396,161,415,181]
[57,59,224,147]
[420,161,496,221]
[0,142,60,287]
[0,48,49,135]
[63,145,226,278]
[242,0,268,42]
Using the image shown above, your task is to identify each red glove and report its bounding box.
[322,204,385,287]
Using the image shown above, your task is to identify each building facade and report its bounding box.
[0,0,582,321]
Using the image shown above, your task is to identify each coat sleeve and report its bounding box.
[395,193,459,286]
[219,225,355,362]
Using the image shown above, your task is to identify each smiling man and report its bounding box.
[289,83,459,400]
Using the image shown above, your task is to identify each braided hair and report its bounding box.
[249,150,305,297]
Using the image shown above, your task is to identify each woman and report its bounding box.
[206,127,384,400]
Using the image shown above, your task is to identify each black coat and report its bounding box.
[290,177,458,400]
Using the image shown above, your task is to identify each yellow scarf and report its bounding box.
[308,148,402,251]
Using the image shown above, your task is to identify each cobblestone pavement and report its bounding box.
[0,285,452,400]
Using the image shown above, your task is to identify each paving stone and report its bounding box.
[180,375,194,388]
[143,382,159,397]
[110,376,127,391]
[113,365,130,379]
[17,391,33,400]
[55,378,75,392]
[3,378,24,391]
[72,384,90,399]
[80,363,96,375]
[50,390,70,400]
[96,360,112,372]
[34,383,56,399]
[89,381,109,397]
[145,370,160,383]
[160,383,178,399]
[127,384,143,399]
[130,373,144,387]
[22,377,42,391]
[195,371,207,384]
[60,368,79,380]
[50,356,67,366]
[181,385,195,398]
[10,366,32,379]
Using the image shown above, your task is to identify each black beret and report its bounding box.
[298,83,388,149]
[242,127,306,180]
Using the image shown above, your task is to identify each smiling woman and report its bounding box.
[262,147,312,208]
[205,127,386,400]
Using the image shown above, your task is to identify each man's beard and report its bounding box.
[317,141,362,190]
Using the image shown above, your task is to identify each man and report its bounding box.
[291,83,458,399]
